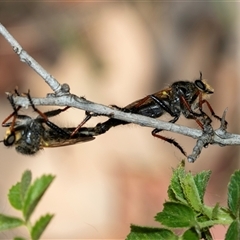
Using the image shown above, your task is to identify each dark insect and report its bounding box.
[74,72,225,156]
[1,91,96,155]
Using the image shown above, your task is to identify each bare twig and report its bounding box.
[1,22,239,162]
[10,94,240,147]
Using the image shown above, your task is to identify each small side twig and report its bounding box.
[188,109,231,162]
[187,117,215,163]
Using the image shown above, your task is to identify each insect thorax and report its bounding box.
[15,120,45,155]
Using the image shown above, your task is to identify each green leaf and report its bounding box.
[155,202,197,228]
[23,175,55,221]
[181,173,202,212]
[167,187,178,202]
[20,170,32,199]
[211,203,220,220]
[193,170,211,202]
[126,225,177,240]
[169,164,188,205]
[8,183,22,210]
[31,214,54,240]
[14,238,27,240]
[181,228,199,240]
[0,214,24,231]
[228,170,240,217]
[215,207,233,224]
[8,170,32,210]
[225,220,240,240]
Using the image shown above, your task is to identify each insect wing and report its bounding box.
[153,87,172,98]
[125,87,172,109]
[40,127,95,148]
[40,135,95,148]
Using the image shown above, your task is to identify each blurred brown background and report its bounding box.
[0,2,239,239]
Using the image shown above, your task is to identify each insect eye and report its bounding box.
[4,133,16,146]
[195,80,206,91]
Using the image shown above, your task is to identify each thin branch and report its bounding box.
[11,94,240,147]
[1,22,239,162]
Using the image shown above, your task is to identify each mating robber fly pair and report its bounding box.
[1,72,225,156]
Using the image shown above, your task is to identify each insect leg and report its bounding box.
[2,88,34,127]
[26,91,71,137]
[179,95,207,128]
[151,116,187,156]
[201,99,227,126]
[2,94,21,131]
[43,106,70,118]
[25,90,71,120]
[152,131,187,156]
[70,112,93,137]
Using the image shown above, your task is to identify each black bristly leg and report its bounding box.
[151,115,187,156]
[152,130,187,156]
[147,95,187,156]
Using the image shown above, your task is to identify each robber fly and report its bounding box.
[1,90,96,155]
[74,72,225,156]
